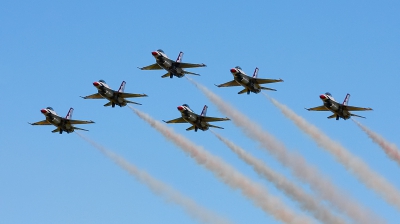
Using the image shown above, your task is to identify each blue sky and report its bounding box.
[1,1,400,223]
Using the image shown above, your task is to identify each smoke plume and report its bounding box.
[76,132,234,224]
[129,106,315,224]
[212,131,347,224]
[266,94,400,211]
[353,119,400,167]
[187,78,383,224]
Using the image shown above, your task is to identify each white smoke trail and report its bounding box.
[129,106,315,224]
[211,131,348,224]
[353,119,400,168]
[187,78,384,224]
[76,132,234,224]
[265,94,400,211]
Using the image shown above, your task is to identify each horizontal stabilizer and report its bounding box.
[183,70,200,76]
[52,127,61,133]
[327,114,337,119]
[238,89,248,94]
[260,87,277,91]
[126,100,142,105]
[74,127,89,131]
[350,113,366,119]
[209,124,224,129]
[186,125,196,131]
[104,102,113,107]
[161,72,170,78]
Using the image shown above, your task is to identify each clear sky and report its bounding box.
[1,1,400,223]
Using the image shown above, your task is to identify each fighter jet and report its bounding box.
[138,49,206,78]
[29,107,94,134]
[80,80,147,107]
[215,66,283,94]
[163,104,230,132]
[306,92,373,120]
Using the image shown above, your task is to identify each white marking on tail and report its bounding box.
[252,67,259,78]
[118,81,126,93]
[176,51,184,62]
[65,108,74,119]
[343,93,350,105]
[201,105,208,116]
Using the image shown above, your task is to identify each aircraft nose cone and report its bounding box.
[93,82,99,87]
[320,94,326,100]
[151,51,158,56]
[177,106,184,111]
[230,68,237,73]
[41,109,47,114]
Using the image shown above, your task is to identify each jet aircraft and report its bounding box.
[81,80,147,107]
[29,107,94,134]
[163,104,230,132]
[138,49,206,78]
[215,66,283,94]
[306,92,373,120]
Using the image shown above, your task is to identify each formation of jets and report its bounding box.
[29,49,373,134]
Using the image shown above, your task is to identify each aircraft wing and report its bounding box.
[29,120,52,125]
[68,119,95,124]
[344,105,373,111]
[306,106,330,111]
[81,93,103,99]
[215,80,241,87]
[163,117,187,123]
[120,93,148,98]
[254,78,284,84]
[202,116,230,122]
[138,63,163,70]
[177,62,206,68]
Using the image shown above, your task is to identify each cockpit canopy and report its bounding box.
[182,104,190,108]
[46,107,54,111]
[325,92,332,96]
[99,79,106,83]
[157,49,164,53]
[235,66,242,70]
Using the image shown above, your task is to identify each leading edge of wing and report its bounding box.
[305,105,330,111]
[80,93,104,99]
[29,120,52,125]
[344,105,373,111]
[177,62,206,68]
[215,80,241,87]
[163,117,187,124]
[202,116,230,122]
[138,63,163,70]
[254,78,284,84]
[68,119,95,124]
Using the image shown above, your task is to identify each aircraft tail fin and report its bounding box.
[126,100,142,105]
[200,105,208,116]
[65,108,74,119]
[343,93,350,105]
[260,86,277,91]
[252,67,259,78]
[209,124,224,129]
[176,51,183,62]
[238,89,248,94]
[118,81,126,93]
[350,113,366,119]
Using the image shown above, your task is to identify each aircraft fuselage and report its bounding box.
[156,57,185,78]
[44,114,74,133]
[181,111,209,131]
[234,73,261,94]
[323,100,351,120]
[98,87,127,107]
